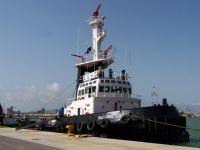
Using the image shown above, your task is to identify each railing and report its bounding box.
[97,93,131,98]
[75,52,112,65]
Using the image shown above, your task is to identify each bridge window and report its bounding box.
[111,80,116,83]
[78,90,81,96]
[81,89,84,95]
[85,87,88,94]
[99,86,104,92]
[92,86,96,92]
[117,87,122,93]
[105,86,110,92]
[105,80,110,83]
[129,88,132,94]
[111,86,117,93]
[117,81,121,84]
[123,88,127,94]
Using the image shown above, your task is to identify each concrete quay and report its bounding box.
[0,127,198,150]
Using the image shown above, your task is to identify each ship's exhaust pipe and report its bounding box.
[162,98,168,106]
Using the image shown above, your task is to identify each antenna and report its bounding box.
[151,86,159,105]
[128,48,134,88]
[76,27,80,56]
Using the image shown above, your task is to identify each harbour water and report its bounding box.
[177,117,200,148]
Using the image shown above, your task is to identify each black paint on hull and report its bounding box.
[58,105,189,143]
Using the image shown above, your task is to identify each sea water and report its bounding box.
[177,117,200,148]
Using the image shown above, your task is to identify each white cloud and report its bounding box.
[191,102,200,106]
[0,82,66,111]
[46,82,60,92]
[43,82,61,102]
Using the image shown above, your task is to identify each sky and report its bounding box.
[0,0,200,112]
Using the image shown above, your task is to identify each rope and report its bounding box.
[16,122,37,131]
[133,115,200,132]
[16,81,76,131]
[42,80,76,109]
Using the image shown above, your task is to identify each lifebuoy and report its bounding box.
[87,120,96,131]
[100,119,109,128]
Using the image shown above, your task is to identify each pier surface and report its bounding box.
[0,127,198,150]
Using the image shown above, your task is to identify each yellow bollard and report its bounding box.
[66,124,75,136]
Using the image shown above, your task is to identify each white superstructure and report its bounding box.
[64,5,141,117]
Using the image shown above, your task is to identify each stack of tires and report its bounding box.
[75,118,111,134]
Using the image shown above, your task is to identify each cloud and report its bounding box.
[0,82,65,111]
[3,85,38,103]
[43,82,61,102]
[191,102,200,106]
[47,82,60,92]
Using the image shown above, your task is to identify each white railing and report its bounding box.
[97,93,131,98]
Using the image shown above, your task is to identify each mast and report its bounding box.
[89,4,106,61]
[73,5,113,97]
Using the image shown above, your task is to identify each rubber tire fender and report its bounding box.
[39,123,44,131]
[76,123,85,133]
[120,115,131,124]
[56,124,63,132]
[100,119,109,128]
[87,120,96,131]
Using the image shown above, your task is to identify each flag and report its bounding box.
[85,47,92,54]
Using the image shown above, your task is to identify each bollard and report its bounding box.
[66,124,75,135]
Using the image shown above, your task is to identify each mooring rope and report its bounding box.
[132,115,200,132]
[15,122,37,131]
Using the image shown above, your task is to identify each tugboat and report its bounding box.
[46,5,189,143]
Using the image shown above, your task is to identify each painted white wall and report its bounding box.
[64,97,94,116]
[64,96,141,116]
